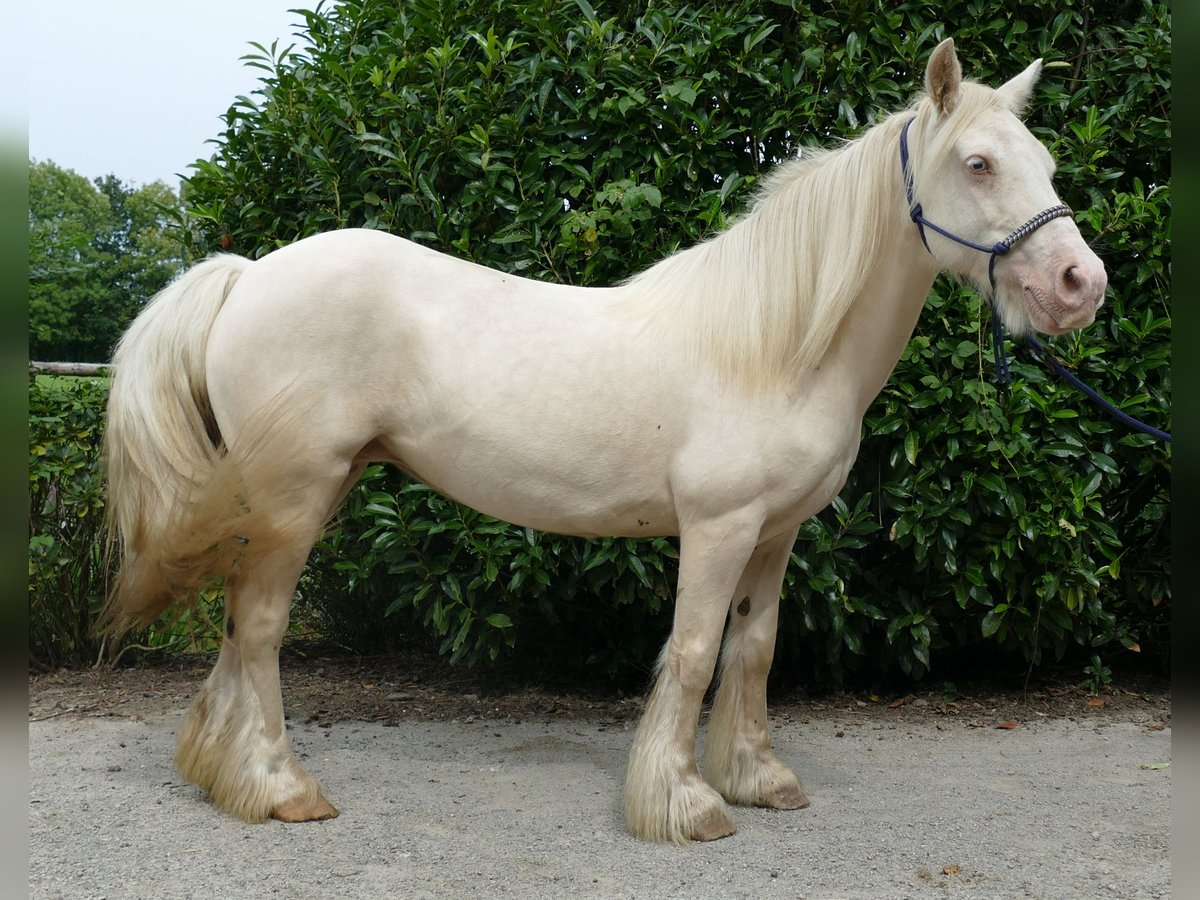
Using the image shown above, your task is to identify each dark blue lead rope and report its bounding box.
[991,312,1011,387]
[900,118,1171,445]
[1011,332,1172,443]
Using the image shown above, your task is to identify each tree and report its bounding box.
[176,1,1169,679]
[28,161,185,362]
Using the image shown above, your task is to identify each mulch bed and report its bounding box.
[29,642,1170,734]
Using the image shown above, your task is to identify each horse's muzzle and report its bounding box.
[1023,255,1107,335]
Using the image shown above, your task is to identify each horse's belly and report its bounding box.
[382,428,680,538]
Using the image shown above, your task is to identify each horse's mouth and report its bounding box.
[1023,281,1092,335]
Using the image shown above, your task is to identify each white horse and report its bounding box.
[104,39,1106,843]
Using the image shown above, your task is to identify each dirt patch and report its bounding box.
[28,643,1170,732]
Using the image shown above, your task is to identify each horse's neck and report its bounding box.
[814,229,939,418]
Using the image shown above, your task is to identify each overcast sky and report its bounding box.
[29,1,311,190]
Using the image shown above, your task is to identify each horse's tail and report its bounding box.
[102,254,253,633]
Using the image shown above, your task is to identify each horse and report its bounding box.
[103,38,1106,844]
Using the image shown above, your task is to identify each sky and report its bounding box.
[28,1,313,191]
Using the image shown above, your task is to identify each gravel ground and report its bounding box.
[29,658,1172,899]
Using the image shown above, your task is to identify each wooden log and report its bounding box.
[29,361,111,376]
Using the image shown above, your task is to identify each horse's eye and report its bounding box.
[967,156,990,174]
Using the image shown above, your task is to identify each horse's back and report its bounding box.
[213,229,545,342]
[207,229,575,417]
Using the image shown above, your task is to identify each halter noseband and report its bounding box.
[899,117,1073,384]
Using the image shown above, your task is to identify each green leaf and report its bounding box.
[981,608,1005,638]
[627,554,652,588]
[663,79,699,105]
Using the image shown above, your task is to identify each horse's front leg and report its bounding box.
[704,527,809,810]
[623,511,763,844]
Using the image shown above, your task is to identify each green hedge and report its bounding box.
[32,1,1169,679]
[29,375,109,668]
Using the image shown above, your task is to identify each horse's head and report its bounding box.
[905,39,1106,336]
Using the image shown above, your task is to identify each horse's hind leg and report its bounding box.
[175,464,361,823]
[704,527,809,810]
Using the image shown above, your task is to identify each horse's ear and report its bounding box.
[996,58,1044,117]
[925,38,963,117]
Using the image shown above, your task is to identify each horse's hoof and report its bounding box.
[270,795,339,822]
[764,782,810,811]
[691,806,737,842]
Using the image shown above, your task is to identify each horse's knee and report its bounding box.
[666,636,722,696]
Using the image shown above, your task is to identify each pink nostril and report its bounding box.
[1059,262,1106,311]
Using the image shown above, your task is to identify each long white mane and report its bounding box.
[622,85,1004,392]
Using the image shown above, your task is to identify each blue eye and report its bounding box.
[967,156,990,174]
